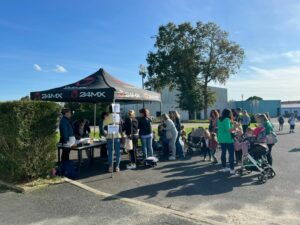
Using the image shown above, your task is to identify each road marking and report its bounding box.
[64,178,225,225]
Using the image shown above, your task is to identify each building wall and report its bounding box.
[229,100,281,117]
[123,86,228,121]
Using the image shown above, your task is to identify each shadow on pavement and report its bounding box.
[289,148,300,152]
[102,161,259,201]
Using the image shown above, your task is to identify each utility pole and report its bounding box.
[139,64,146,108]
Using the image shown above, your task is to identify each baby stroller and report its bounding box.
[236,135,276,183]
[186,128,204,156]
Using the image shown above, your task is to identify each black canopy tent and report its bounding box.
[30,68,161,136]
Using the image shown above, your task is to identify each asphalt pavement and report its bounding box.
[0,182,202,225]
[1,122,299,225]
[78,123,300,225]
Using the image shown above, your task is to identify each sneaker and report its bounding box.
[230,169,236,175]
[115,167,120,173]
[108,167,113,173]
[126,164,136,170]
[221,168,230,172]
[169,156,176,161]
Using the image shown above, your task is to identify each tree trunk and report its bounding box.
[203,82,208,119]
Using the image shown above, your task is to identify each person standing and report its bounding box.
[123,110,139,169]
[209,110,219,133]
[258,114,275,165]
[103,106,122,173]
[209,132,218,164]
[201,129,211,161]
[241,110,251,133]
[288,113,296,133]
[138,108,154,159]
[217,108,235,174]
[172,111,185,158]
[278,114,285,131]
[59,108,74,162]
[162,113,178,161]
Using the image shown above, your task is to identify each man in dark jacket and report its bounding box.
[59,108,74,162]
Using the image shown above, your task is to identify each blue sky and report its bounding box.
[1,0,300,101]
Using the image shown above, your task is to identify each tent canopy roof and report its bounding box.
[30,68,161,103]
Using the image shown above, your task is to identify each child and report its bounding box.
[201,129,211,161]
[209,132,218,164]
[288,113,296,133]
[233,121,243,165]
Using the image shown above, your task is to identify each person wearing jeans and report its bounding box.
[107,138,121,171]
[138,108,153,159]
[220,143,235,170]
[141,134,154,158]
[103,107,122,173]
[162,113,178,161]
[217,108,235,174]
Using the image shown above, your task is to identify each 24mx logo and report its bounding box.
[41,93,63,99]
[79,91,106,98]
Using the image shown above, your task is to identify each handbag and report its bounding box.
[125,118,134,150]
[266,132,278,145]
[125,138,133,150]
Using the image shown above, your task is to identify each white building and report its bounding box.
[281,101,300,117]
[122,86,228,121]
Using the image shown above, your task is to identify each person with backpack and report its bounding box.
[278,114,285,131]
[288,113,296,133]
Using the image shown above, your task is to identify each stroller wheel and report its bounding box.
[258,174,268,183]
[237,168,244,176]
[266,168,276,178]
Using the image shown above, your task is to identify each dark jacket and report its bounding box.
[59,116,74,144]
[174,118,181,132]
[123,117,138,136]
[138,117,152,136]
[73,120,90,140]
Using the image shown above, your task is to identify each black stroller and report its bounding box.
[236,135,276,183]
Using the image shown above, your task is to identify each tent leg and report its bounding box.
[93,103,96,138]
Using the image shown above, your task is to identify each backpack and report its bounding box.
[279,117,284,124]
[60,160,78,179]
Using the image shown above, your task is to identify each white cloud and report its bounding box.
[33,64,42,72]
[223,66,300,101]
[282,50,300,63]
[54,65,67,73]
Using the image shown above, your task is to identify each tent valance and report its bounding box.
[30,68,161,103]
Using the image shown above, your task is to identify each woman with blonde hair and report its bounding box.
[123,110,139,169]
[162,113,178,160]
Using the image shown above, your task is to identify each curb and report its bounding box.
[0,180,24,193]
[64,177,225,225]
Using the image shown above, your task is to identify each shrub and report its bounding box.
[0,101,60,182]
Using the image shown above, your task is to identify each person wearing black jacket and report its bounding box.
[138,108,153,159]
[73,118,90,140]
[123,110,139,169]
[59,108,74,162]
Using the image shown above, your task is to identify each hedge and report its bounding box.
[0,101,60,182]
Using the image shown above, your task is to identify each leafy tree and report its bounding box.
[246,96,263,101]
[146,22,244,118]
[64,102,108,125]
[197,22,244,118]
